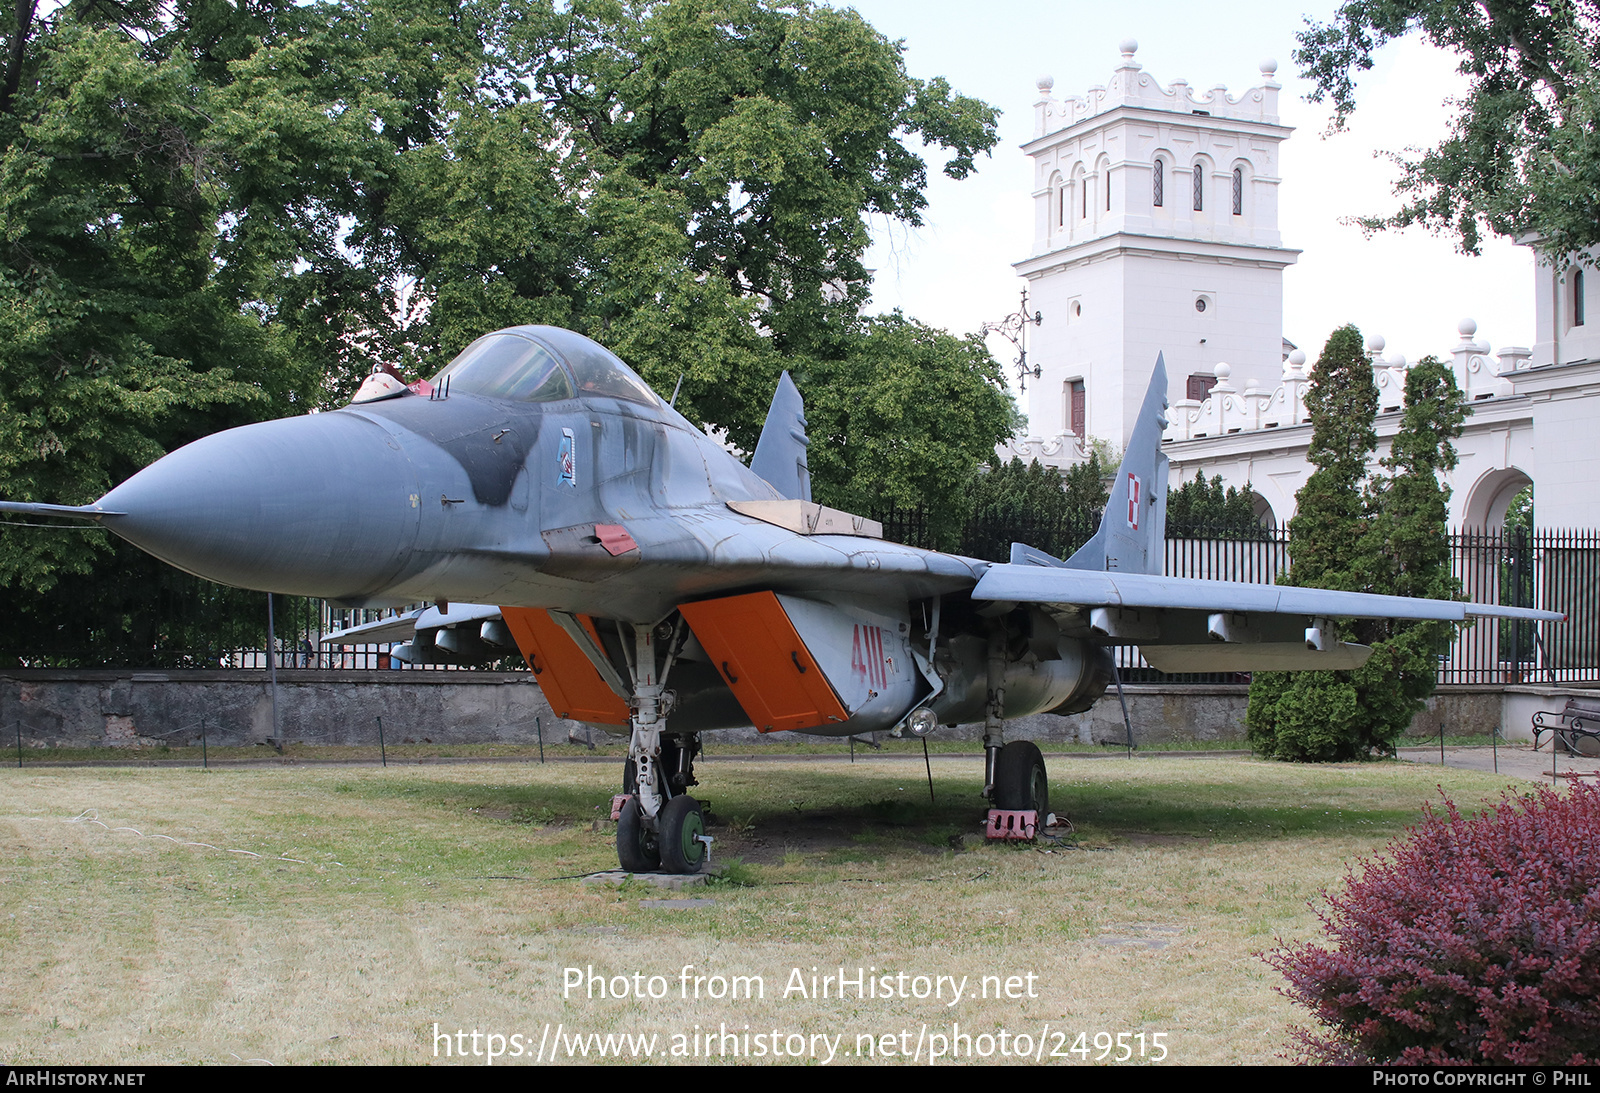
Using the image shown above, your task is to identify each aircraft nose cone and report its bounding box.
[99,412,420,598]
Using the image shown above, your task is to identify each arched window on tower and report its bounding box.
[1153,158,1164,207]
[1232,167,1243,215]
[1576,268,1587,327]
[1192,162,1204,211]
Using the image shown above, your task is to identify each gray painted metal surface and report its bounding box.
[0,325,1562,741]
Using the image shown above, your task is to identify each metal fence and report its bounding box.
[1111,526,1593,686]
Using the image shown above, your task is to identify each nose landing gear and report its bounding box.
[615,616,708,875]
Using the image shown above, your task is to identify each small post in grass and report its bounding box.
[201,717,208,770]
[1110,655,1134,758]
[1439,720,1446,766]
[921,736,935,805]
[14,720,20,769]
[536,715,544,764]
[376,715,387,767]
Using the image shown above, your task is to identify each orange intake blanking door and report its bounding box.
[677,591,849,732]
[500,607,630,724]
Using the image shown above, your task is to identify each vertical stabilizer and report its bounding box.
[750,371,813,502]
[1063,355,1171,574]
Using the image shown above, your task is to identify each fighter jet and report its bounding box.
[0,325,1561,873]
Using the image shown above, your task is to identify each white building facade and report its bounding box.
[1002,43,1600,532]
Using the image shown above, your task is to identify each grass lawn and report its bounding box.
[0,754,1539,1065]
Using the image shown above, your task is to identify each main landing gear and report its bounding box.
[982,624,1049,841]
[615,616,709,875]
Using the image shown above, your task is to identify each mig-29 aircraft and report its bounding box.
[0,326,1561,873]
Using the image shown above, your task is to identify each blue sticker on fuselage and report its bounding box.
[558,428,576,487]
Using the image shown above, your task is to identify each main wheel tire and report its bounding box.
[658,795,706,875]
[993,741,1048,817]
[616,796,660,873]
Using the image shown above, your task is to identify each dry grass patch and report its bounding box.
[0,756,1534,1065]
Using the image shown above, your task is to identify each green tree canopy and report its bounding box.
[800,313,1016,543]
[1166,470,1263,537]
[1296,0,1600,258]
[0,0,1009,602]
[955,452,1106,561]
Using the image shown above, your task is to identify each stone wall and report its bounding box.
[0,671,1561,752]
[0,670,570,750]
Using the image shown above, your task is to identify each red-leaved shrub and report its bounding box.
[1267,784,1600,1065]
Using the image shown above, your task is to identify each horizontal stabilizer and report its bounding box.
[1010,542,1069,568]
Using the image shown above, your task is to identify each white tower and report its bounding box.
[1015,42,1299,452]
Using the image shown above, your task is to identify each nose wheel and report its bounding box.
[614,616,710,873]
[659,795,707,873]
[616,796,661,873]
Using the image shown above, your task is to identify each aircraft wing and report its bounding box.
[321,602,513,666]
[972,564,1561,622]
[321,608,428,645]
[971,563,1564,673]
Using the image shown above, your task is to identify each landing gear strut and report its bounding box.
[616,616,708,874]
[982,621,1048,841]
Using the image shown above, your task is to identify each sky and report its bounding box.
[829,0,1535,395]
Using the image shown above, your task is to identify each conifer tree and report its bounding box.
[1166,469,1263,537]
[1248,337,1467,761]
[1347,356,1467,752]
[1285,325,1378,592]
[1247,326,1377,760]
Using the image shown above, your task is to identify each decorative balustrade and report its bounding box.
[1163,320,1535,443]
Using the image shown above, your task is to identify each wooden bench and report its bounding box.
[1531,699,1600,756]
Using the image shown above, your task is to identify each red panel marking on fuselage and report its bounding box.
[594,523,639,556]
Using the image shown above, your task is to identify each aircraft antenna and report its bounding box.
[669,373,684,407]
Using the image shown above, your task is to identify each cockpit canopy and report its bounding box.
[429,327,660,406]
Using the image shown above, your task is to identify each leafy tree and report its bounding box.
[0,0,1007,623]
[481,0,1002,457]
[1295,0,1600,258]
[1166,470,1263,537]
[800,313,1015,544]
